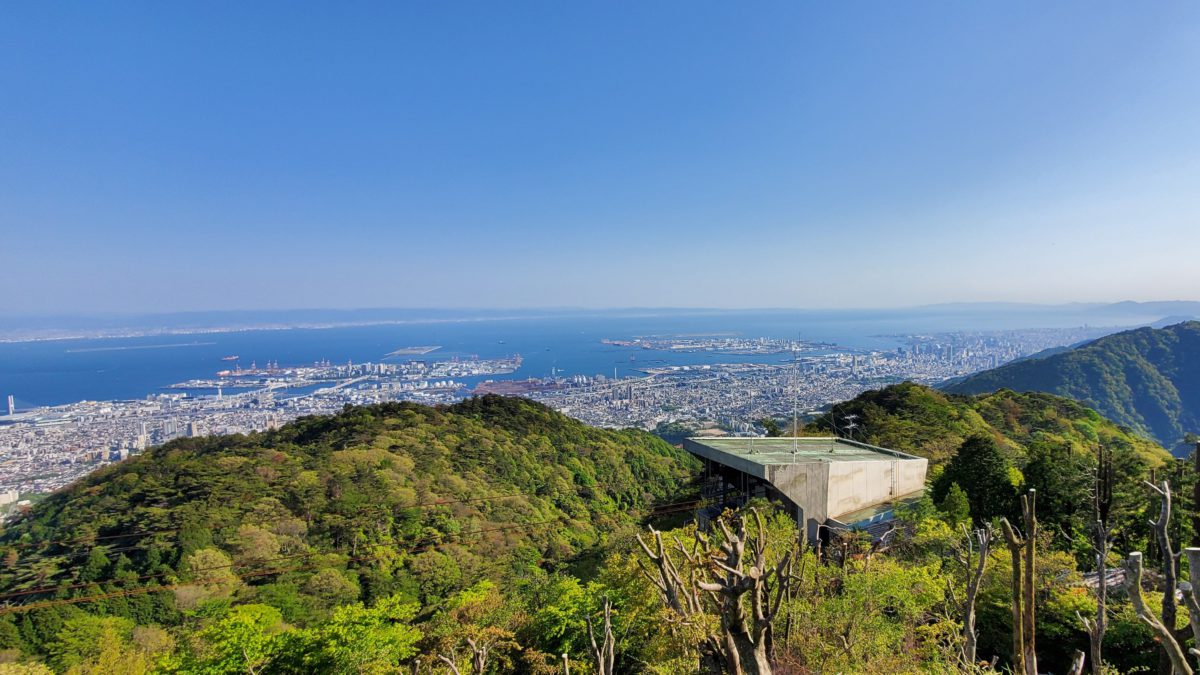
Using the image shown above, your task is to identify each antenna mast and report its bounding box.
[792,335,799,455]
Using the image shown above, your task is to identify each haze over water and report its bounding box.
[0,306,1172,408]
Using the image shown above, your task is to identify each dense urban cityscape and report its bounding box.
[527,325,1118,429]
[0,324,1120,505]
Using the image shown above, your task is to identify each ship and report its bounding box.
[220,355,239,361]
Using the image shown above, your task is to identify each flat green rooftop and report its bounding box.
[685,437,917,466]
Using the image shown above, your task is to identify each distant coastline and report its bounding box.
[0,308,788,344]
[64,341,217,353]
[1,301,1196,345]
[0,315,572,345]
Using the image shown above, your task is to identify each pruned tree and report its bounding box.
[1068,649,1087,675]
[1193,440,1200,548]
[1079,445,1114,674]
[436,652,463,675]
[1179,547,1200,670]
[436,628,515,675]
[696,509,792,675]
[586,597,615,675]
[781,554,799,649]
[1149,479,1181,675]
[999,517,1025,675]
[637,522,736,670]
[1125,551,1193,675]
[638,508,791,675]
[637,527,700,618]
[1000,489,1037,675]
[954,523,993,667]
[635,523,720,668]
[1019,490,1037,675]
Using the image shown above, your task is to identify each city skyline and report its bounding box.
[3,3,1200,312]
[0,322,1100,496]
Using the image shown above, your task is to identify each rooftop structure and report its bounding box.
[684,436,927,542]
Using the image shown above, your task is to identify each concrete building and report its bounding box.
[684,436,927,542]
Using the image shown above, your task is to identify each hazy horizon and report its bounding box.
[3,298,1199,316]
[3,299,1198,338]
[4,3,1199,313]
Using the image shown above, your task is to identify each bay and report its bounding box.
[0,306,1159,408]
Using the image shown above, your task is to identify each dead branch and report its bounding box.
[1148,480,1180,675]
[1000,517,1026,675]
[436,653,463,675]
[960,523,993,666]
[586,597,616,675]
[1125,551,1193,675]
[1068,649,1086,675]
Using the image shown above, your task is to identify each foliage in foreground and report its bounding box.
[0,387,1193,673]
[0,497,1177,674]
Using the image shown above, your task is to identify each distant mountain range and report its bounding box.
[2,300,1197,343]
[945,321,1200,453]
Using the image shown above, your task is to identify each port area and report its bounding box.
[165,354,522,394]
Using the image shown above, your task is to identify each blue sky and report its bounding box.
[2,2,1199,313]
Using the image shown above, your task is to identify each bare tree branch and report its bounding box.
[436,653,463,675]
[960,523,993,667]
[1125,551,1193,675]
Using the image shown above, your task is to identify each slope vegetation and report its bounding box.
[0,395,698,656]
[944,321,1200,451]
[808,382,1170,466]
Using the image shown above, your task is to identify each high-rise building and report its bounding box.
[6,395,13,416]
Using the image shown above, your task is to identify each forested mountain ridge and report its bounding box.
[0,389,1186,673]
[944,321,1200,452]
[807,382,1171,467]
[0,396,699,669]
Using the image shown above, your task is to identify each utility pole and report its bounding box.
[843,414,859,442]
[792,343,799,454]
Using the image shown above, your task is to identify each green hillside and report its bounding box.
[944,321,1200,452]
[0,396,698,667]
[806,383,1172,569]
[808,381,1171,467]
[0,390,1185,673]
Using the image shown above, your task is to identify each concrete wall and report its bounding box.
[826,458,927,520]
[763,456,927,539]
[765,462,829,541]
